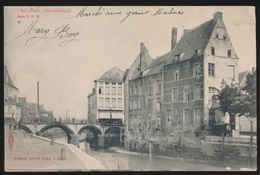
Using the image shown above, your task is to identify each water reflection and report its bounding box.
[41,128,225,171]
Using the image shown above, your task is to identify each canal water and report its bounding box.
[48,129,225,171]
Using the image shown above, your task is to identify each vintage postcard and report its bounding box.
[4,6,256,171]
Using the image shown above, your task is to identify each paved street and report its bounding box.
[4,126,104,171]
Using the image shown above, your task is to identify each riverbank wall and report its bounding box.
[4,126,106,171]
[125,134,257,170]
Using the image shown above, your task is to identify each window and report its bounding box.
[105,98,110,108]
[99,97,103,108]
[148,99,152,110]
[183,109,192,126]
[223,34,226,40]
[137,100,141,109]
[208,63,215,76]
[157,81,161,93]
[193,64,201,76]
[111,87,116,95]
[194,108,201,125]
[175,70,179,80]
[130,100,133,109]
[118,98,122,108]
[156,117,161,129]
[174,54,180,62]
[157,100,161,110]
[134,100,138,109]
[98,86,103,95]
[118,87,122,95]
[134,85,138,95]
[195,50,199,57]
[227,49,231,57]
[215,33,219,38]
[194,84,201,99]
[183,88,190,102]
[211,47,215,55]
[118,82,122,85]
[143,98,146,110]
[112,82,116,85]
[209,87,215,94]
[130,86,134,95]
[166,110,172,126]
[105,86,110,95]
[227,65,235,80]
[172,88,177,101]
[148,119,151,130]
[105,82,109,85]
[112,98,116,108]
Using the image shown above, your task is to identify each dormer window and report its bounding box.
[215,33,219,38]
[223,34,226,40]
[211,47,215,55]
[174,54,180,62]
[195,50,198,57]
[227,49,231,57]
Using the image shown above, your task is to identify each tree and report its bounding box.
[219,83,242,116]
[242,69,256,117]
[219,68,256,118]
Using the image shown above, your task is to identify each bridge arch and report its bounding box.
[19,124,33,133]
[77,125,102,135]
[104,126,121,135]
[38,123,76,142]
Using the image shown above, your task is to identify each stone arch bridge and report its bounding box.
[19,122,124,147]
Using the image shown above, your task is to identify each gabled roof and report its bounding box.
[27,103,53,115]
[97,66,124,82]
[142,51,173,77]
[4,66,19,90]
[165,19,216,64]
[128,43,153,80]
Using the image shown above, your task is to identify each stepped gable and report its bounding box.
[165,19,217,64]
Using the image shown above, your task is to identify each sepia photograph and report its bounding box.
[4,6,256,171]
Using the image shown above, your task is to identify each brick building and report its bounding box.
[162,12,239,135]
[123,43,153,146]
[123,12,239,148]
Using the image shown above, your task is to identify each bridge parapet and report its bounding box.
[20,122,125,140]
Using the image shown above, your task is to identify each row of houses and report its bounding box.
[4,66,54,124]
[122,11,240,140]
[87,12,254,147]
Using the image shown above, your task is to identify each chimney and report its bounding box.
[139,42,145,76]
[183,29,190,35]
[140,42,145,54]
[213,12,223,21]
[171,27,177,50]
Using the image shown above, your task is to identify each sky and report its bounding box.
[4,6,256,119]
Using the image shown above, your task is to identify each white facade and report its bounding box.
[95,81,124,122]
[203,13,239,125]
